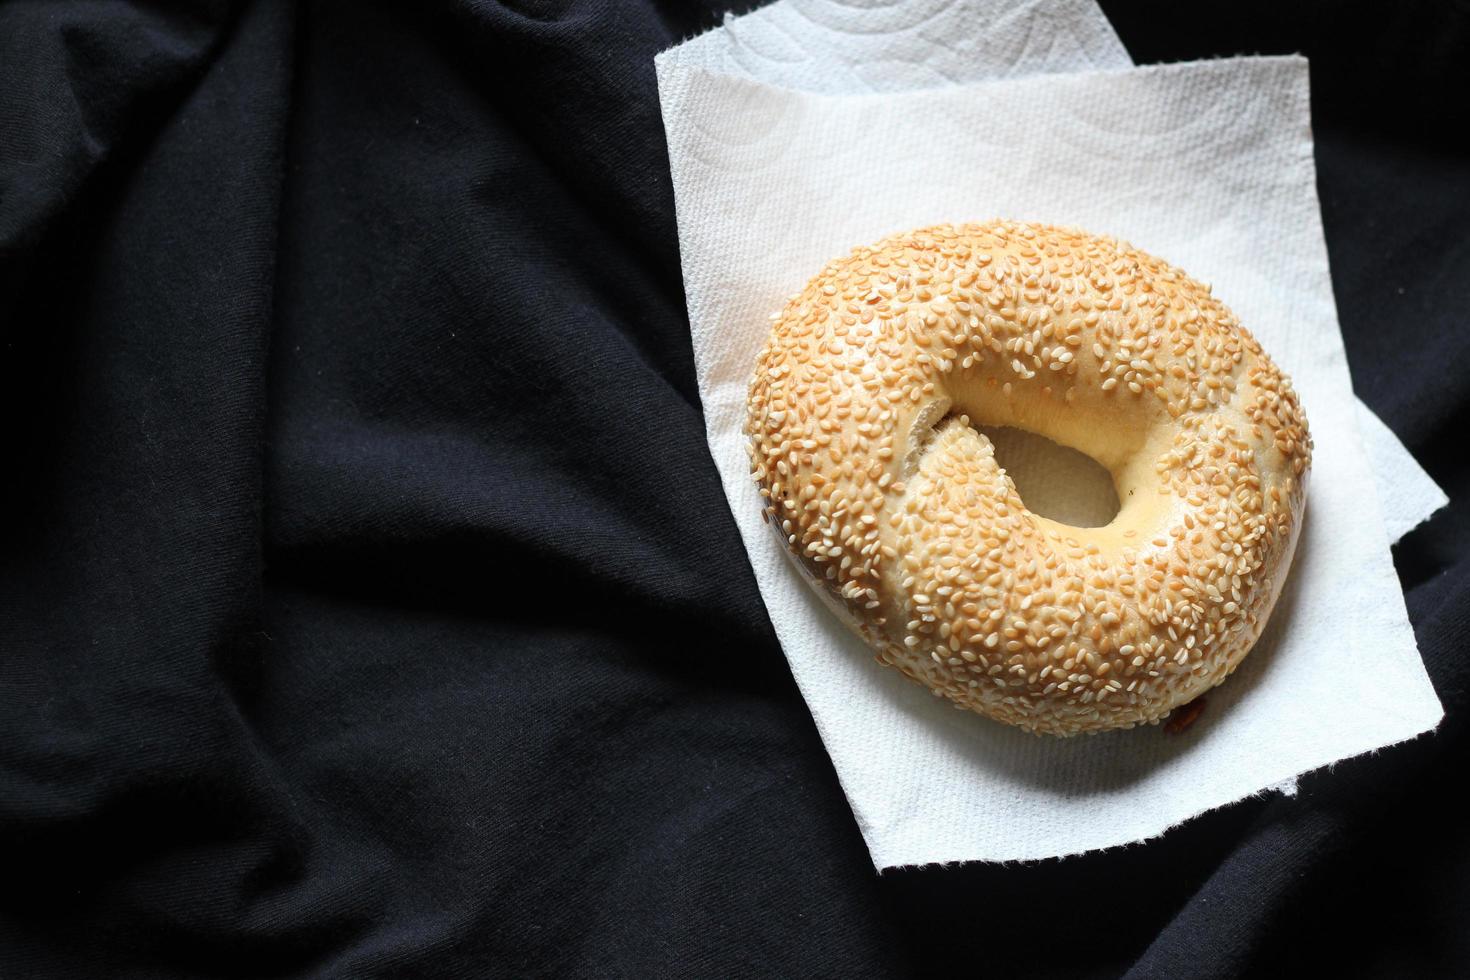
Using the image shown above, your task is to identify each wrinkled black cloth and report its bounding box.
[1,1,1467,977]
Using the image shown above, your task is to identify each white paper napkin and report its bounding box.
[660,0,1446,543]
[1357,405,1449,541]
[660,0,1130,93]
[657,48,1445,866]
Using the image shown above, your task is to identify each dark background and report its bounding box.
[1,1,1466,976]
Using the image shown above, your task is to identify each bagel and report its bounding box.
[746,221,1311,736]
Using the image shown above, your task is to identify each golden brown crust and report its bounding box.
[747,221,1311,736]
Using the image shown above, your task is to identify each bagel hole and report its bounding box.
[970,422,1121,528]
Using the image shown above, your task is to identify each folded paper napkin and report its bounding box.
[657,1,1445,867]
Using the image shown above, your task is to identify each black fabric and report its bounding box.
[1,0,1466,976]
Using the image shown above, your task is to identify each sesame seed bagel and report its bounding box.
[747,221,1311,736]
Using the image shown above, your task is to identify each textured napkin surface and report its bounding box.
[660,0,1446,543]
[659,47,1443,866]
[660,0,1130,92]
[1358,404,1449,541]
